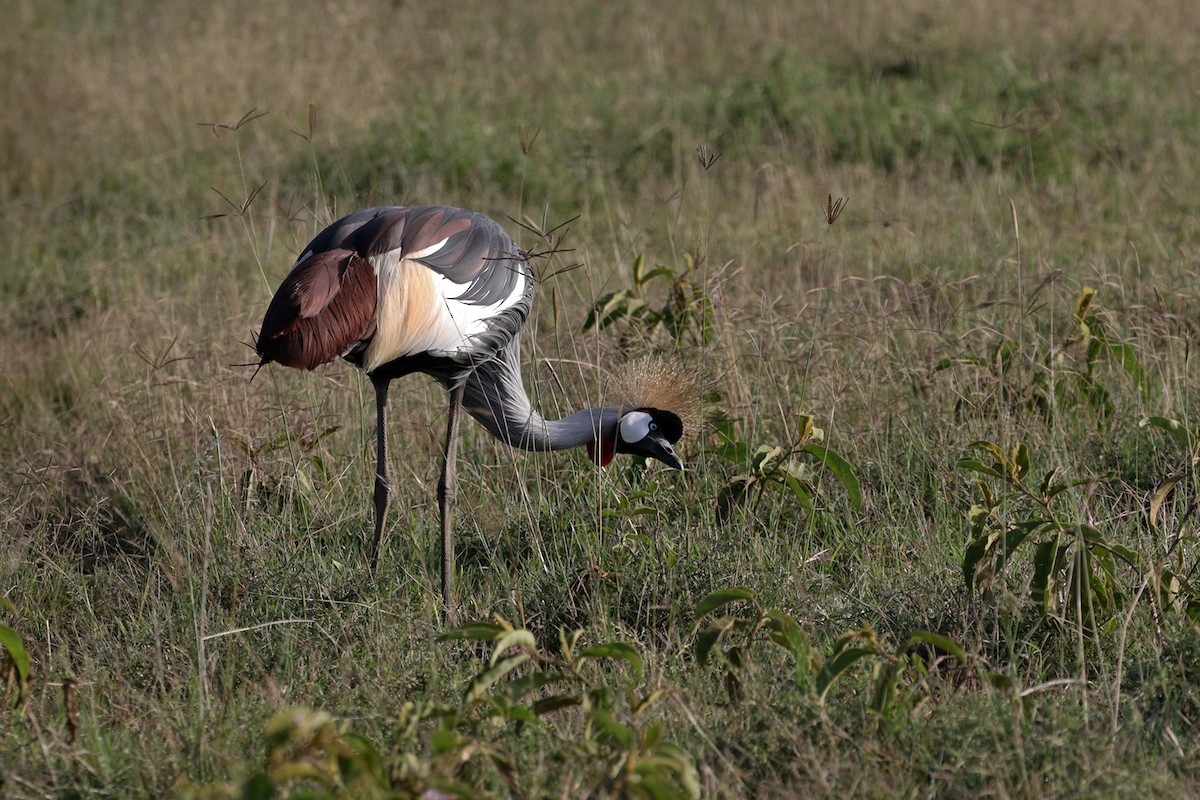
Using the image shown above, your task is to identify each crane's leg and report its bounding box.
[369,376,390,570]
[438,379,467,624]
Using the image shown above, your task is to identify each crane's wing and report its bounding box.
[256,247,378,370]
[256,206,533,373]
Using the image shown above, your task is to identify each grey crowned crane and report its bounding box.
[254,205,699,619]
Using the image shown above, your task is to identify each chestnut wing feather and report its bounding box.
[256,249,377,370]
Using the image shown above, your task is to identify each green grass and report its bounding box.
[3,0,1200,796]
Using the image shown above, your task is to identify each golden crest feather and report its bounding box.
[612,355,705,446]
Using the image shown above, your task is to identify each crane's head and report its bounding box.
[613,408,685,470]
[589,355,703,470]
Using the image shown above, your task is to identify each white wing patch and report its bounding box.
[362,247,527,372]
[407,237,449,261]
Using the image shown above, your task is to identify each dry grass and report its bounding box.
[3,0,1200,796]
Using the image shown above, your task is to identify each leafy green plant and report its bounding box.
[439,620,699,799]
[227,424,342,513]
[713,413,861,521]
[185,619,698,799]
[583,252,714,346]
[816,626,966,715]
[693,587,815,701]
[936,288,1144,425]
[1140,415,1200,623]
[1072,287,1145,403]
[960,439,1135,632]
[0,598,30,708]
[692,588,964,715]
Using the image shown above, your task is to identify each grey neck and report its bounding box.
[459,337,620,452]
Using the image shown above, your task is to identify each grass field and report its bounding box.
[3,0,1200,796]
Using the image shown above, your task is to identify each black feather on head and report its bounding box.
[635,407,684,444]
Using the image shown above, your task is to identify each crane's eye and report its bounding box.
[649,422,658,432]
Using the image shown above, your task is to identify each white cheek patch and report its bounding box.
[619,411,653,443]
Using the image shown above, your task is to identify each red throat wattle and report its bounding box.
[587,437,615,467]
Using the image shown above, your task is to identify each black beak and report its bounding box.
[643,435,684,471]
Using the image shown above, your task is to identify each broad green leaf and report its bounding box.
[635,774,678,800]
[1073,287,1096,325]
[579,642,643,679]
[781,459,815,483]
[977,478,995,509]
[0,624,29,687]
[781,472,814,516]
[490,629,536,666]
[985,672,1015,693]
[1011,442,1030,480]
[957,458,1003,479]
[642,267,676,283]
[1149,475,1186,532]
[1140,416,1197,453]
[967,504,990,539]
[531,693,582,716]
[1082,375,1114,418]
[694,587,757,621]
[467,652,529,702]
[816,646,878,702]
[724,664,743,701]
[635,745,701,800]
[962,531,992,591]
[1030,540,1065,612]
[751,444,783,473]
[631,253,646,286]
[1158,569,1184,612]
[1105,342,1144,388]
[763,610,807,656]
[590,709,635,749]
[438,622,506,642]
[715,437,751,467]
[642,721,666,752]
[797,413,815,444]
[906,631,966,662]
[994,520,1049,574]
[968,440,1009,474]
[238,773,274,800]
[501,704,538,725]
[724,644,746,672]
[801,443,862,511]
[870,662,903,714]
[694,625,725,666]
[1077,526,1139,568]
